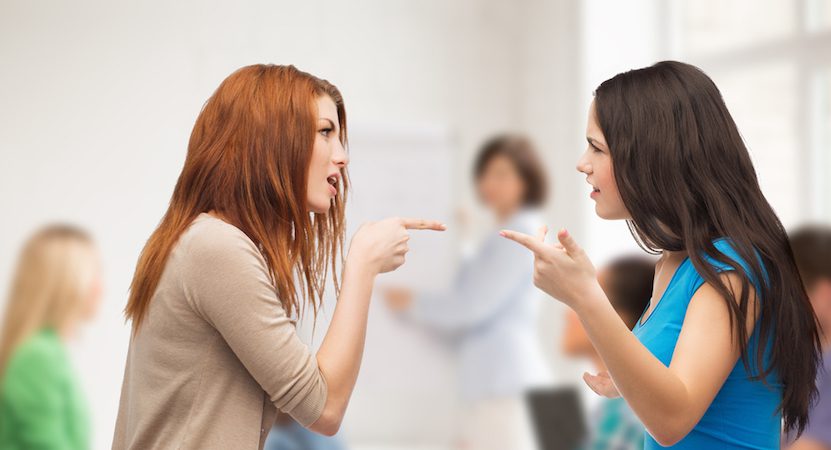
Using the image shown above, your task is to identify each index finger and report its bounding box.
[499,229,546,254]
[400,218,447,231]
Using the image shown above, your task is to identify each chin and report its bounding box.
[595,205,629,221]
[307,198,332,214]
[310,205,330,215]
[595,205,613,220]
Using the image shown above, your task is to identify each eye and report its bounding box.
[319,127,333,138]
[590,143,603,154]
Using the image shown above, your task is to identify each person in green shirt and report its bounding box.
[0,224,102,450]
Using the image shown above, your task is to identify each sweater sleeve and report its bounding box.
[178,223,328,427]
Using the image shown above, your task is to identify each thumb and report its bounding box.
[582,372,601,395]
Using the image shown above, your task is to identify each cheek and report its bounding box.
[308,146,326,182]
[598,163,623,199]
[494,176,519,199]
[597,161,614,187]
[311,138,328,164]
[478,179,496,197]
[84,274,103,317]
[509,177,525,199]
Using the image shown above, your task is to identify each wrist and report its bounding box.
[344,251,379,280]
[570,281,609,317]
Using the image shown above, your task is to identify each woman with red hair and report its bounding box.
[112,64,444,449]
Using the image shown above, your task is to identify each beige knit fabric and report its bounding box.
[113,213,327,449]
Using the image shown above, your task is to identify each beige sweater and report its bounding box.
[112,213,327,449]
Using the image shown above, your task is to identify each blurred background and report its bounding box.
[1,0,829,449]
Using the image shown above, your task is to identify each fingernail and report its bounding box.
[499,230,507,237]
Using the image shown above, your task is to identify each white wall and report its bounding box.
[578,0,667,265]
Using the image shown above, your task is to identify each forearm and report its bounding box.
[312,256,376,434]
[575,285,693,443]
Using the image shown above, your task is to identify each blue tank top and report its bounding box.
[632,239,782,449]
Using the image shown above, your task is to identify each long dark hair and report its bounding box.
[594,60,821,435]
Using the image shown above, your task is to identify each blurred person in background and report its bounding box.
[562,255,654,450]
[502,61,822,449]
[0,224,102,449]
[112,64,444,450]
[786,225,831,450]
[385,134,551,450]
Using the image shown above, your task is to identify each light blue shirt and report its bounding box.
[633,239,782,449]
[408,209,551,401]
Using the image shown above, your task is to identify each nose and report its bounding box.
[576,149,592,174]
[333,139,349,168]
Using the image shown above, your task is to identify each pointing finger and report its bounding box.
[400,218,447,231]
[500,229,547,254]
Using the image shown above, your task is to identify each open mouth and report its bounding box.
[588,180,600,196]
[586,179,599,194]
[327,175,339,196]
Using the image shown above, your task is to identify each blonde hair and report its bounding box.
[0,224,97,374]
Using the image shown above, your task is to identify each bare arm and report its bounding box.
[573,273,754,445]
[502,227,756,445]
[310,217,445,435]
[308,256,374,435]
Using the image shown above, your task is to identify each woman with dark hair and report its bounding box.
[112,64,444,449]
[502,61,821,449]
[385,134,551,450]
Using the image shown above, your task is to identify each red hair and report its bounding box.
[126,64,348,331]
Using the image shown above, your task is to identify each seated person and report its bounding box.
[562,255,654,450]
[786,225,831,450]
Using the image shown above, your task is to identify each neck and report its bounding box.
[495,205,520,224]
[662,249,686,259]
[56,320,79,341]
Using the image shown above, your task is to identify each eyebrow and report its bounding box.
[318,118,338,131]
